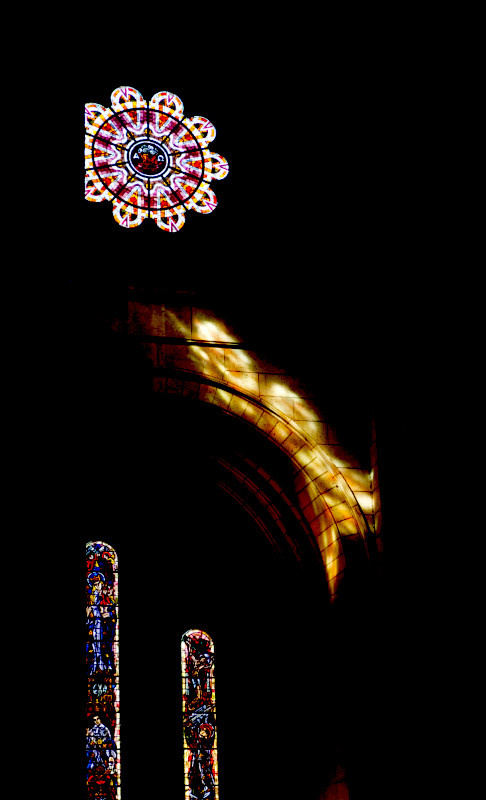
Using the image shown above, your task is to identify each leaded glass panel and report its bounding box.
[85,87,229,231]
[182,630,219,800]
[86,541,120,800]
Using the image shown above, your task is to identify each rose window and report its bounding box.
[85,86,229,231]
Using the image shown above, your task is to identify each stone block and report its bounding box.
[223,370,260,395]
[256,410,279,436]
[293,397,326,421]
[321,533,341,559]
[322,486,345,508]
[198,384,216,405]
[265,397,295,419]
[269,478,284,495]
[336,517,359,536]
[294,419,328,443]
[191,308,239,342]
[211,388,232,411]
[293,445,315,469]
[182,380,200,399]
[325,551,345,582]
[314,518,338,548]
[128,302,191,338]
[256,465,271,482]
[187,345,225,379]
[241,403,263,426]
[163,305,192,337]
[294,467,311,494]
[304,457,329,481]
[228,395,249,417]
[281,431,305,457]
[297,478,320,506]
[127,301,158,335]
[159,343,192,372]
[303,496,326,523]
[224,349,286,374]
[259,373,313,398]
[166,377,183,395]
[354,491,374,515]
[329,501,353,522]
[339,468,371,493]
[372,482,381,513]
[271,421,292,445]
[313,471,337,495]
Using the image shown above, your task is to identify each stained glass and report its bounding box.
[86,541,120,800]
[182,630,219,800]
[85,87,229,231]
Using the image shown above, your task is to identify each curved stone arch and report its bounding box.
[214,452,312,567]
[153,368,372,600]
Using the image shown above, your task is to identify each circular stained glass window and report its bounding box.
[85,87,229,231]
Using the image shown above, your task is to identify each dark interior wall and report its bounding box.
[16,32,430,799]
[55,288,390,799]
[33,66,402,798]
[76,391,333,800]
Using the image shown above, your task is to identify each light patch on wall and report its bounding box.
[191,345,209,361]
[128,301,375,600]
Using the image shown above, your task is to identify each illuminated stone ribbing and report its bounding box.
[152,372,366,598]
[127,302,376,599]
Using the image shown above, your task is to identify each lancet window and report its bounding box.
[86,541,120,800]
[181,629,219,800]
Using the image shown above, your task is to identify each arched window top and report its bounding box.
[87,540,118,573]
[86,541,120,799]
[181,630,219,799]
[182,628,214,652]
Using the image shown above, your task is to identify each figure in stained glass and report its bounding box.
[86,542,120,800]
[87,570,116,674]
[182,630,219,800]
[86,714,117,774]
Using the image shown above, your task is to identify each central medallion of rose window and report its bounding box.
[128,140,169,177]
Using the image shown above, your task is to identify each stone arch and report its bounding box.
[150,367,371,601]
[125,296,377,601]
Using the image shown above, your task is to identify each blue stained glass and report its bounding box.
[182,630,219,800]
[86,541,120,800]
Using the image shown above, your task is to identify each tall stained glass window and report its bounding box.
[181,630,219,800]
[86,541,120,800]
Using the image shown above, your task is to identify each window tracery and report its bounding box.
[85,86,229,231]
